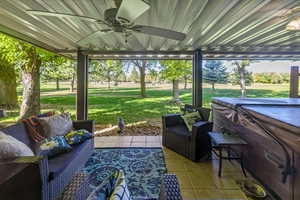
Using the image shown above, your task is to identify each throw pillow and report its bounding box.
[39,136,72,157]
[64,129,93,145]
[87,170,131,200]
[22,112,56,143]
[0,131,34,160]
[38,113,73,138]
[181,111,202,131]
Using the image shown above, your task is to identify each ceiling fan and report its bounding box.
[284,6,300,31]
[26,0,186,46]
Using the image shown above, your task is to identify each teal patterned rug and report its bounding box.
[82,147,167,199]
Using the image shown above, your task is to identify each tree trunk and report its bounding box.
[184,77,188,89]
[139,65,146,98]
[56,78,60,90]
[238,66,246,97]
[172,79,180,101]
[20,46,41,119]
[212,82,215,91]
[0,66,17,108]
[107,71,111,88]
[70,73,75,92]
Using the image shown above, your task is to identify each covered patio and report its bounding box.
[1,0,300,200]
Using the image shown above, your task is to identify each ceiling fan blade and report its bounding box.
[76,30,113,45]
[26,10,106,24]
[116,0,150,24]
[131,25,186,41]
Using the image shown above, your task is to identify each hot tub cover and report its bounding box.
[212,97,300,129]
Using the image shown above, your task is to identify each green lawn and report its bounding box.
[0,83,290,125]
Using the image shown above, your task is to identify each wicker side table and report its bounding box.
[58,173,92,200]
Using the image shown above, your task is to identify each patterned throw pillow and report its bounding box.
[87,170,132,200]
[39,136,72,158]
[181,111,202,131]
[64,129,93,145]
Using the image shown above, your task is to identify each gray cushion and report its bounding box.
[0,131,34,160]
[38,113,73,138]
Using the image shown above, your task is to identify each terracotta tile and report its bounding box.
[186,170,217,189]
[194,189,225,199]
[222,189,248,199]
[213,177,240,189]
[174,172,193,189]
[146,143,161,147]
[132,136,146,143]
[117,143,132,147]
[166,160,187,172]
[181,189,197,199]
[130,142,146,147]
[95,143,119,148]
[118,136,133,142]
[146,136,162,143]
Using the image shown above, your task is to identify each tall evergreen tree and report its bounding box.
[203,60,228,90]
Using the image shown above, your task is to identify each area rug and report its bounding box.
[82,147,167,199]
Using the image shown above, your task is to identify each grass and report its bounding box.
[0,83,290,126]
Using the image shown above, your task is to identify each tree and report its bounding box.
[89,60,123,88]
[253,72,290,84]
[41,56,75,90]
[131,60,157,97]
[0,53,17,107]
[231,60,253,97]
[129,67,139,83]
[0,33,60,118]
[203,60,228,90]
[160,60,192,101]
[18,44,43,118]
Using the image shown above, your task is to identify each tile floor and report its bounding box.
[94,136,250,199]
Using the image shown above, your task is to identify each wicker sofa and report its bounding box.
[0,120,95,200]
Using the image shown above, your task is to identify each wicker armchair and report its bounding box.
[162,105,213,161]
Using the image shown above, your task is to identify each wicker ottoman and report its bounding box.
[58,173,92,200]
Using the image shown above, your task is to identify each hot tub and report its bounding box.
[212,97,300,200]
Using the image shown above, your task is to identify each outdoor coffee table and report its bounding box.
[208,131,248,177]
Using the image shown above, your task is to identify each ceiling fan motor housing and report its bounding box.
[104,8,119,24]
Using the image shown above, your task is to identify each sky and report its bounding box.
[223,60,300,73]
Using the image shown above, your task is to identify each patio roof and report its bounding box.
[2,0,300,59]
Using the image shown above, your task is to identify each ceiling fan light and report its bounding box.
[286,18,300,30]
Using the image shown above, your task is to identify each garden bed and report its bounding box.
[95,119,161,136]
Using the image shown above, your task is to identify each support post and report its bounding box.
[290,66,300,98]
[192,50,203,107]
[76,50,88,120]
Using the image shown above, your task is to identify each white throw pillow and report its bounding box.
[38,113,73,138]
[0,131,34,160]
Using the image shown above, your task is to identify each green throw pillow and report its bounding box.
[64,129,93,145]
[181,111,202,131]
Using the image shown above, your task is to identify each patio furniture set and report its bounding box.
[0,115,182,200]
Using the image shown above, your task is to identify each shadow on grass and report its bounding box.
[2,87,290,125]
